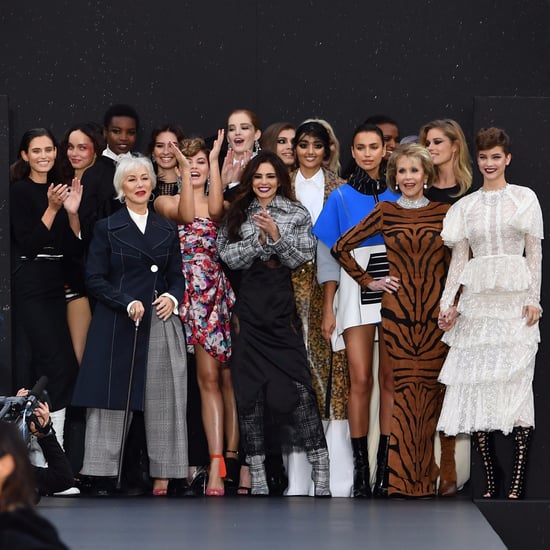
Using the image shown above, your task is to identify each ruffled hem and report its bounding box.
[442,316,540,347]
[438,342,537,385]
[459,255,530,293]
[437,378,534,436]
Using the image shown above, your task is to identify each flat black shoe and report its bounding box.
[168,479,192,497]
[87,477,117,497]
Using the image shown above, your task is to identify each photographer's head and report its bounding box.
[0,422,37,510]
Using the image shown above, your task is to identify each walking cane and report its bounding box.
[116,318,140,491]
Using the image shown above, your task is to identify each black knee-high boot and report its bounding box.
[351,436,371,498]
[508,426,533,500]
[473,431,500,499]
[373,435,390,498]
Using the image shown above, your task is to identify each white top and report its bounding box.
[295,168,325,224]
[102,146,133,164]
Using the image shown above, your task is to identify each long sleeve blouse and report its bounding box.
[439,184,543,312]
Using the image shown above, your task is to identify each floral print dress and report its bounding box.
[179,217,235,363]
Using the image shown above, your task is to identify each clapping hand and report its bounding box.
[253,208,280,244]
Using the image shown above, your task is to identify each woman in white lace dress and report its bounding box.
[437,127,543,500]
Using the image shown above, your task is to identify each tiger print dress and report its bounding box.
[332,200,450,497]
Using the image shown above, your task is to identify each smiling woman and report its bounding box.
[332,144,452,498]
[146,124,185,199]
[57,123,106,370]
[260,122,296,171]
[313,123,397,497]
[221,109,262,200]
[217,151,330,496]
[437,128,543,500]
[154,133,238,497]
[72,155,188,497]
[10,128,83,454]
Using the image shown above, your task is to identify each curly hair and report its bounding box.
[386,144,436,192]
[475,127,511,155]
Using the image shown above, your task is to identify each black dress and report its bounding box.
[231,258,314,416]
[10,178,81,409]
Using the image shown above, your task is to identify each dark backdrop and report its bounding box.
[1,0,549,504]
[1,1,548,148]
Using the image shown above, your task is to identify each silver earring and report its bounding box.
[423,182,428,189]
[254,139,261,155]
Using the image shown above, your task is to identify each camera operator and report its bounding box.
[16,389,74,497]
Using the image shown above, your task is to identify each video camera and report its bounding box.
[0,376,50,442]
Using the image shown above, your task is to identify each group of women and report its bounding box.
[8,106,543,501]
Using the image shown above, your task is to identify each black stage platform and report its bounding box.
[39,496,508,550]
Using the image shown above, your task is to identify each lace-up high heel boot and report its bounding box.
[373,435,389,498]
[351,436,371,498]
[473,431,500,498]
[508,426,533,500]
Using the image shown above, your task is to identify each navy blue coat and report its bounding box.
[72,207,184,410]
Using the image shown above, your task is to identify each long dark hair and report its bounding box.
[145,123,186,158]
[0,422,37,510]
[343,123,385,179]
[58,122,105,183]
[224,150,294,242]
[293,121,331,161]
[9,128,59,183]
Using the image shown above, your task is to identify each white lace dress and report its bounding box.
[436,184,543,436]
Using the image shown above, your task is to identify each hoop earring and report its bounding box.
[253,139,261,155]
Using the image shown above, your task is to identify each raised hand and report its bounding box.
[209,129,225,164]
[63,177,83,214]
[169,141,190,175]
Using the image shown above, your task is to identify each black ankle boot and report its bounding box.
[508,426,533,500]
[473,431,500,499]
[373,435,390,498]
[351,436,371,498]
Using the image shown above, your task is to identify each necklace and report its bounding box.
[397,196,429,209]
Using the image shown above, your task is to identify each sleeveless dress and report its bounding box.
[179,217,235,363]
[333,200,451,496]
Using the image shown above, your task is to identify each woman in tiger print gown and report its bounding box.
[333,144,450,497]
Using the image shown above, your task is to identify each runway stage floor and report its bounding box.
[39,495,505,549]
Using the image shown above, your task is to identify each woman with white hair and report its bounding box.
[72,156,188,496]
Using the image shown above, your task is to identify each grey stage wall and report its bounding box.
[1,0,549,503]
